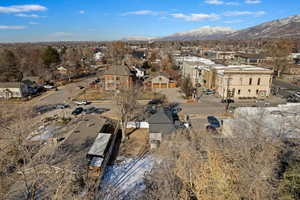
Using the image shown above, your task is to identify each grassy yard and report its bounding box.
[78,88,165,101]
[138,89,166,100]
[77,89,113,100]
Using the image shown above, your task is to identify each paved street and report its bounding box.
[272,79,300,98]
[35,77,95,106]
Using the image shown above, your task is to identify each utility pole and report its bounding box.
[225,75,233,112]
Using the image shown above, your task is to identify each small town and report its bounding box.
[1,1,300,200]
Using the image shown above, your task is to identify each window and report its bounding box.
[249,78,252,85]
[116,76,120,81]
[257,78,261,85]
[256,89,259,95]
[248,89,251,94]
[238,89,241,95]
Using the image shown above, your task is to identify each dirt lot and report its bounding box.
[119,128,149,158]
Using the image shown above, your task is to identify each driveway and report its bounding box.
[154,88,186,103]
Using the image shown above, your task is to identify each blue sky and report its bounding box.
[0,0,299,42]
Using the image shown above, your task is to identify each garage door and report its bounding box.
[152,83,160,88]
[160,83,168,88]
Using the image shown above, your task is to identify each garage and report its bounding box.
[160,83,168,88]
[152,83,160,88]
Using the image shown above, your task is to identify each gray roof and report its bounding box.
[148,108,174,124]
[87,133,111,157]
[149,123,176,135]
[103,65,131,76]
[148,108,176,135]
[0,82,22,88]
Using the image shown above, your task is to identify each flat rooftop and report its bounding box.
[87,133,111,157]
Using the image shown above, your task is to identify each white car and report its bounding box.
[74,100,90,105]
[43,85,55,89]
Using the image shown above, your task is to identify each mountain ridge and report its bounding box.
[123,14,300,41]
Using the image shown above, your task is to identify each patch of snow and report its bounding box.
[100,155,156,200]
[27,125,62,141]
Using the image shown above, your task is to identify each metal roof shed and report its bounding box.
[87,133,111,157]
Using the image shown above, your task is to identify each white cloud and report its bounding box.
[0,25,26,30]
[79,10,85,14]
[29,22,39,25]
[122,10,159,16]
[205,0,224,5]
[223,11,265,17]
[224,19,243,23]
[0,4,47,13]
[245,0,261,4]
[205,0,239,5]
[15,13,43,18]
[51,32,73,37]
[170,13,220,22]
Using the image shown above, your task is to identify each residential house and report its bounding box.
[94,52,104,61]
[235,53,267,65]
[290,53,300,64]
[132,49,147,60]
[57,66,68,74]
[148,108,176,149]
[144,72,176,89]
[103,65,133,90]
[0,82,29,99]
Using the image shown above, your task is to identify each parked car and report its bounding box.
[203,88,215,95]
[43,85,56,89]
[33,105,56,114]
[74,100,90,105]
[148,99,163,105]
[94,108,110,114]
[84,107,97,114]
[169,103,182,114]
[294,92,300,98]
[207,116,220,128]
[221,99,235,104]
[55,104,70,109]
[287,95,299,103]
[72,107,84,115]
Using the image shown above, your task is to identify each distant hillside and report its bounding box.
[226,14,300,40]
[156,14,300,41]
[160,26,236,41]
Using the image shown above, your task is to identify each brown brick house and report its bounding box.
[103,65,133,90]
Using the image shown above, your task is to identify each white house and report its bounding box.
[0,82,29,99]
[94,52,104,61]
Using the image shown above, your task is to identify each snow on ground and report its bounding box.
[27,125,62,141]
[100,155,156,200]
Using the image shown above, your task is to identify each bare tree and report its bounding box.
[144,115,285,200]
[180,76,193,98]
[265,40,293,77]
[113,86,139,141]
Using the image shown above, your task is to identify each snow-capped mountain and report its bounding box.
[122,14,300,41]
[160,26,236,41]
[122,36,156,41]
[226,14,300,39]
